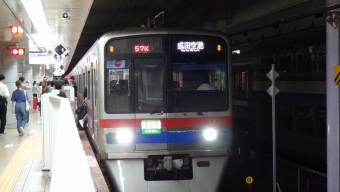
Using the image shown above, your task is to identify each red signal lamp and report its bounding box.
[11,48,25,56]
[11,26,18,34]
[10,26,24,35]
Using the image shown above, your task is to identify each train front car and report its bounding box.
[97,29,232,192]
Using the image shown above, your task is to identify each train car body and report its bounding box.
[232,27,326,169]
[70,28,232,192]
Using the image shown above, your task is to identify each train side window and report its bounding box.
[261,50,275,74]
[276,48,292,73]
[105,60,131,113]
[87,71,91,101]
[82,73,85,95]
[316,44,326,72]
[277,104,293,131]
[233,71,247,98]
[304,45,314,72]
[295,47,304,72]
[316,107,326,138]
[295,105,314,136]
[295,45,314,73]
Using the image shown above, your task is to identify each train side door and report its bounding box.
[134,58,168,151]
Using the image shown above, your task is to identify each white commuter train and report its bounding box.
[70,28,232,192]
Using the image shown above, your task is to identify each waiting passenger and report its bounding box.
[32,81,39,98]
[19,77,32,90]
[47,81,55,93]
[54,80,67,98]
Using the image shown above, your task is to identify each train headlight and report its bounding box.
[203,128,217,141]
[116,130,133,144]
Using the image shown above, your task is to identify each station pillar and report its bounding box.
[326,1,340,191]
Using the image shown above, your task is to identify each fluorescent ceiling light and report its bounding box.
[21,0,52,51]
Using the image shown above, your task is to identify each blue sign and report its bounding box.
[54,55,62,62]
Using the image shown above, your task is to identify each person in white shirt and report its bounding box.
[0,74,10,136]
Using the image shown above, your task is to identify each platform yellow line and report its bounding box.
[0,130,42,192]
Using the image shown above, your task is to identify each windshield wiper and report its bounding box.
[150,92,164,115]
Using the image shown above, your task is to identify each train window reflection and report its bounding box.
[105,60,131,113]
[135,58,165,113]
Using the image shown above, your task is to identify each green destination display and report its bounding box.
[141,120,161,134]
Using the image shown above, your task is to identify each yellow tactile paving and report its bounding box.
[0,131,42,192]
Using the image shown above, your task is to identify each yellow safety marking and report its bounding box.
[0,131,42,192]
[334,65,340,85]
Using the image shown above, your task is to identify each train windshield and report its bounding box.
[170,35,228,112]
[135,58,165,113]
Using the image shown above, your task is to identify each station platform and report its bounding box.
[0,109,109,192]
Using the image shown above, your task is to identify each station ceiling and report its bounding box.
[0,0,332,75]
[0,0,233,74]
[66,0,231,74]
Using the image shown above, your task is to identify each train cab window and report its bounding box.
[277,104,293,131]
[295,105,314,136]
[171,57,228,112]
[316,44,326,72]
[105,60,131,113]
[134,58,165,113]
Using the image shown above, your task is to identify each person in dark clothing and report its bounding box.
[0,75,10,136]
[78,87,88,128]
[55,80,67,98]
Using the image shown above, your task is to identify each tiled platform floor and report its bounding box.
[0,109,109,192]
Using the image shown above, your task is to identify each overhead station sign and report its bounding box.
[29,53,63,64]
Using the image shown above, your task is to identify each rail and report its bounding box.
[41,91,95,192]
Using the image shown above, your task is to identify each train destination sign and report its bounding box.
[177,41,204,52]
[134,45,150,53]
[141,120,162,134]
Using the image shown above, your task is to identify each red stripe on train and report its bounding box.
[98,116,232,128]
